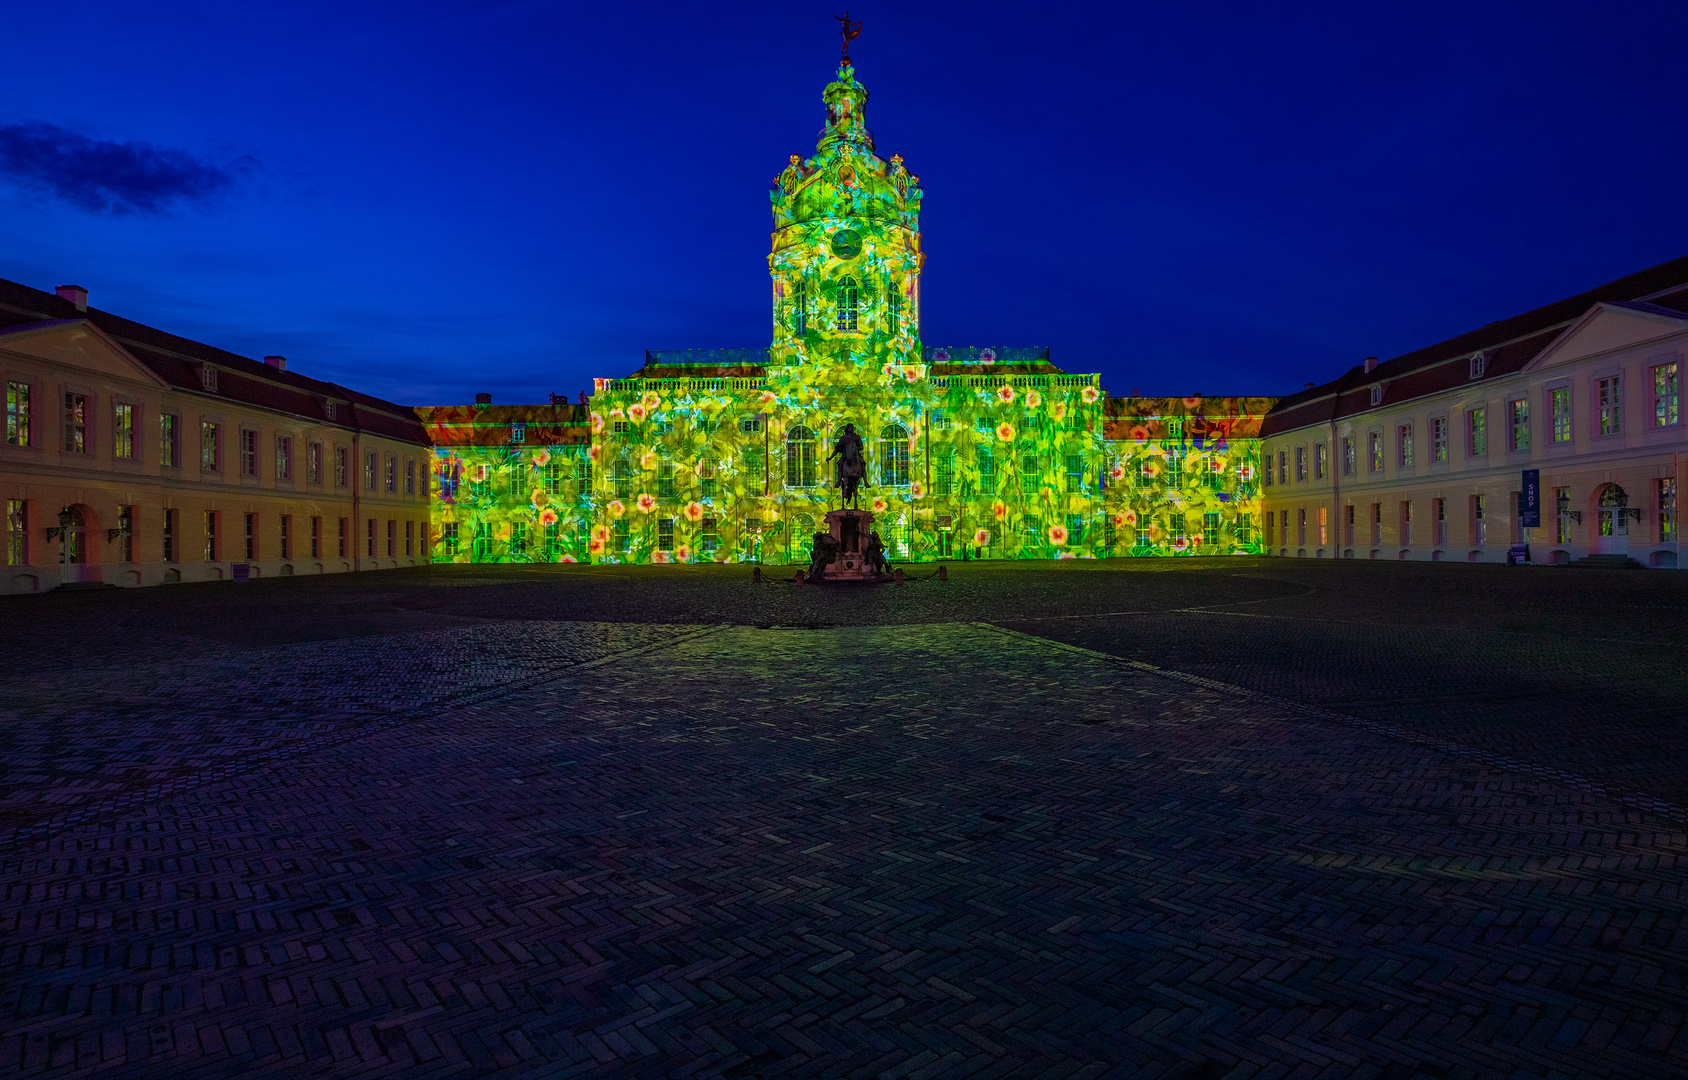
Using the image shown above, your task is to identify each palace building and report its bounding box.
[1260,255,1688,568]
[0,279,431,593]
[419,55,1270,566]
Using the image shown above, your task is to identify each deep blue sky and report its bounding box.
[2,1,1685,405]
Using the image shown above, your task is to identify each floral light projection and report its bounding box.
[420,57,1271,565]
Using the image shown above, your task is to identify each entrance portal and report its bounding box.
[1595,484,1630,556]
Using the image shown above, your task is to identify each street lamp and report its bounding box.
[43,505,74,541]
[1555,490,1582,524]
[1612,488,1643,524]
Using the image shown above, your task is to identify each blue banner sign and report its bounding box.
[1520,469,1542,529]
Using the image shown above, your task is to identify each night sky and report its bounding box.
[2,1,1684,406]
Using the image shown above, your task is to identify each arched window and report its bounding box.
[836,277,859,332]
[785,425,817,487]
[887,278,902,332]
[793,281,807,337]
[878,424,910,486]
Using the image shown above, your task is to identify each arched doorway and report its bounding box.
[1594,484,1630,555]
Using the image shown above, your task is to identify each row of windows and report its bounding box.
[2,501,426,566]
[1267,363,1681,485]
[1265,480,1678,547]
[3,380,422,496]
[784,276,908,337]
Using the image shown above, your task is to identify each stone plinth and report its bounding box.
[815,508,884,582]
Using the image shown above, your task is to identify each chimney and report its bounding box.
[474,393,492,407]
[263,355,287,372]
[1363,356,1377,373]
[56,285,88,311]
[1305,382,1316,391]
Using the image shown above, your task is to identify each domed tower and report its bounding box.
[768,41,923,370]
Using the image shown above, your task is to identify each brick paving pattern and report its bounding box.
[2,592,1685,1078]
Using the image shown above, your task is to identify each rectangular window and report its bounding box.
[1279,509,1288,547]
[63,392,87,453]
[1201,511,1218,548]
[934,449,955,496]
[245,512,256,560]
[1431,416,1447,463]
[1294,446,1307,482]
[367,518,377,557]
[280,515,292,560]
[405,520,414,556]
[1434,497,1447,546]
[1296,508,1306,546]
[1314,443,1326,481]
[1262,451,1272,487]
[1368,433,1383,473]
[1277,450,1286,485]
[160,414,178,467]
[278,435,294,480]
[1468,408,1487,457]
[5,381,30,447]
[405,458,416,495]
[473,521,493,559]
[1400,501,1413,547]
[1265,510,1275,546]
[240,429,258,476]
[1509,399,1529,451]
[658,458,677,499]
[1234,512,1252,546]
[386,456,397,493]
[1317,506,1327,546]
[201,422,220,470]
[113,402,134,460]
[658,517,675,551]
[311,516,321,558]
[365,451,378,491]
[1472,494,1486,546]
[387,519,396,556]
[442,521,459,555]
[510,422,526,444]
[204,511,218,562]
[337,517,347,557]
[1598,376,1622,436]
[162,508,175,563]
[1396,424,1413,469]
[1344,504,1355,547]
[1371,503,1382,546]
[1555,487,1572,544]
[1551,386,1572,442]
[1341,436,1355,476]
[1659,479,1678,543]
[1655,363,1680,427]
[6,499,26,565]
[335,447,348,487]
[740,414,764,434]
[307,442,322,484]
[700,516,719,553]
[1064,453,1084,493]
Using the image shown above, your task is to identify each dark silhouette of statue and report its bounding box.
[808,530,839,581]
[829,423,866,506]
[864,530,887,575]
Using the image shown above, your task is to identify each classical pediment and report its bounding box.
[1523,302,1688,371]
[0,319,169,388]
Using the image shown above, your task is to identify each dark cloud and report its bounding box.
[0,122,251,214]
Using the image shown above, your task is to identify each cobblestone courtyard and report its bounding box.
[3,559,1687,1079]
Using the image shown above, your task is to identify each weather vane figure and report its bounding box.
[835,12,862,66]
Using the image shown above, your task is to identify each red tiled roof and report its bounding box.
[0,277,429,447]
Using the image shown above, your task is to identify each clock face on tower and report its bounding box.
[829,229,862,260]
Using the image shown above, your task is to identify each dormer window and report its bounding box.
[1369,384,1383,407]
[324,399,337,421]
[198,365,218,393]
[511,423,526,444]
[1469,353,1486,380]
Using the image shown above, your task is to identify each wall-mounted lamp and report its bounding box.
[1555,490,1582,524]
[43,506,74,541]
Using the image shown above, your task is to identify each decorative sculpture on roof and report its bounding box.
[836,12,862,66]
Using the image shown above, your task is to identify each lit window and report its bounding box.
[1468,408,1487,457]
[1396,424,1413,469]
[1551,386,1571,442]
[1431,416,1447,463]
[835,276,859,331]
[1314,443,1326,480]
[307,443,322,484]
[1368,432,1383,472]
[5,382,30,447]
[785,425,817,487]
[879,424,910,486]
[1660,478,1678,543]
[63,392,87,454]
[113,402,134,459]
[1509,399,1529,451]
[1598,376,1621,435]
[1655,363,1679,427]
[201,422,220,471]
[6,499,26,566]
[658,517,675,551]
[276,435,292,481]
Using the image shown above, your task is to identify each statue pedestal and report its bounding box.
[816,508,883,582]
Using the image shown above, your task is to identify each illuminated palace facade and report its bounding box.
[419,60,1272,566]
